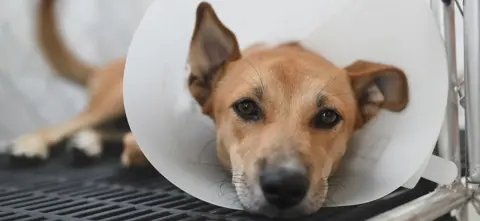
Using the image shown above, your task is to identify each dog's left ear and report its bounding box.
[345,60,409,128]
[188,2,241,108]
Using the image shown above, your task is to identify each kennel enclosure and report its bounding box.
[0,0,478,220]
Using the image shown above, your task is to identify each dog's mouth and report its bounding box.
[229,167,321,218]
[232,181,315,218]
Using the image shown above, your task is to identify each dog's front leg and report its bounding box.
[9,111,110,163]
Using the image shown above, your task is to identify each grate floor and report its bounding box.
[0,148,457,221]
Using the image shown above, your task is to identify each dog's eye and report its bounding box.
[313,108,342,129]
[232,99,263,121]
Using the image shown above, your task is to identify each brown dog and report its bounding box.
[11,0,409,218]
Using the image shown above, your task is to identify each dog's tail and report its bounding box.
[37,0,94,86]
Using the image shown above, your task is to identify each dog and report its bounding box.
[9,0,147,167]
[11,0,409,218]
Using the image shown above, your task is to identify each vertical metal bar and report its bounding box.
[464,0,480,183]
[438,0,462,180]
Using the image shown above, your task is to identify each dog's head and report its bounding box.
[187,2,409,218]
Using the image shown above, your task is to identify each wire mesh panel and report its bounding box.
[0,148,457,221]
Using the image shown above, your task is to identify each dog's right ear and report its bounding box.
[188,2,241,107]
[345,60,409,129]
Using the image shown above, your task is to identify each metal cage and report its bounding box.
[366,0,480,220]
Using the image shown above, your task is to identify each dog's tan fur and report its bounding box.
[12,0,409,217]
[187,3,408,217]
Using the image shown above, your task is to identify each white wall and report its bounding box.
[0,0,153,150]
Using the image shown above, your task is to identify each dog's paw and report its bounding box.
[10,134,49,165]
[68,129,102,165]
[121,146,149,168]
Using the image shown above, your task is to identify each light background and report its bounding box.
[0,0,153,150]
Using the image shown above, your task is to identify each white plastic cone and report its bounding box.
[123,0,456,210]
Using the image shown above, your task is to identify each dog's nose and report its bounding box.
[259,166,309,209]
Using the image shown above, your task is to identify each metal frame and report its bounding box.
[438,0,462,178]
[366,0,480,220]
[463,0,480,184]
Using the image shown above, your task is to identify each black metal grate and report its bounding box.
[0,147,457,221]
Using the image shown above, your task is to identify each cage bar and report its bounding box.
[464,0,480,184]
[437,0,462,179]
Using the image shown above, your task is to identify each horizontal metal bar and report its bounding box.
[366,184,471,221]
